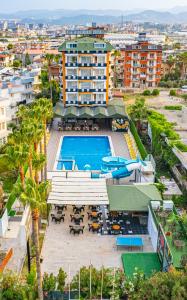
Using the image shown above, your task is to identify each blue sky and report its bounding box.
[1,0,187,12]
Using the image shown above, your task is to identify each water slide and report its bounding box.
[92,157,147,180]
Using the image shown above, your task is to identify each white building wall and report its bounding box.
[148,206,158,251]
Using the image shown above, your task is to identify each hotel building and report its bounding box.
[58,37,114,106]
[122,33,162,88]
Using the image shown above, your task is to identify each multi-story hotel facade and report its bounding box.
[121,33,162,89]
[58,37,114,106]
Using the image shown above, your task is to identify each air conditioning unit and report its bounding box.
[163,201,174,211]
[151,201,160,210]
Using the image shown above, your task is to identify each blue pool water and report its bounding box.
[57,136,112,170]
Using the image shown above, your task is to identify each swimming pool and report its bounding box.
[56,136,112,170]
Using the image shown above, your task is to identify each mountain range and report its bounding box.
[1,8,187,24]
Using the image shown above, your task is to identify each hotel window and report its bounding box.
[66,43,77,49]
[94,69,105,76]
[94,43,106,49]
[95,82,105,89]
[80,69,92,77]
[80,94,92,101]
[96,94,105,101]
[80,82,92,89]
[96,56,106,64]
[0,107,4,115]
[81,56,92,64]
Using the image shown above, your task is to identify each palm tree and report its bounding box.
[32,153,46,184]
[17,177,50,300]
[166,55,176,74]
[44,53,55,100]
[22,121,44,174]
[33,98,53,180]
[177,52,187,80]
[112,50,121,88]
[5,143,30,187]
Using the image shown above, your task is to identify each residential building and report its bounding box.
[0,51,15,67]
[0,97,11,145]
[122,33,162,88]
[58,37,114,106]
[0,67,41,136]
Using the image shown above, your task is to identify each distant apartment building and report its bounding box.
[0,67,41,143]
[58,37,114,106]
[0,97,11,145]
[122,33,162,88]
[0,52,15,67]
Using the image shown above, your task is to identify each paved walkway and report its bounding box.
[41,206,154,277]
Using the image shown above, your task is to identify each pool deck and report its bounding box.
[41,206,154,277]
[47,130,131,172]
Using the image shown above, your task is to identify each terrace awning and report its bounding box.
[54,99,127,119]
[47,172,109,205]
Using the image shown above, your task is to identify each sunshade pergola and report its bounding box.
[47,172,109,206]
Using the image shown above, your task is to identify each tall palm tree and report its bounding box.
[44,53,55,100]
[32,153,46,184]
[17,177,50,300]
[177,52,187,80]
[21,122,44,180]
[33,98,53,180]
[5,143,30,187]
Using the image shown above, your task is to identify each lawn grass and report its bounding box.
[122,252,161,278]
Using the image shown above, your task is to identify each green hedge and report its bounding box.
[129,120,148,160]
[164,105,182,111]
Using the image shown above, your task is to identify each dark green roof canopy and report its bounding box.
[107,184,162,211]
[54,100,127,119]
[58,36,114,52]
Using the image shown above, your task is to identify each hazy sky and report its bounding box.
[1,0,187,12]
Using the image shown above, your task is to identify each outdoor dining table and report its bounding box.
[89,222,101,232]
[69,225,84,234]
[112,224,121,231]
[70,214,84,223]
[88,211,101,218]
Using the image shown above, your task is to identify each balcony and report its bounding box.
[65,62,77,67]
[78,88,106,93]
[66,88,78,92]
[65,75,77,80]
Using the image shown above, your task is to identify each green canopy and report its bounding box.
[54,99,127,119]
[107,184,162,211]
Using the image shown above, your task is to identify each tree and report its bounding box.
[152,89,160,96]
[18,178,50,300]
[25,52,31,66]
[13,59,22,68]
[5,143,29,187]
[177,52,187,80]
[127,268,187,300]
[129,97,148,122]
[57,268,67,292]
[33,98,53,180]
[0,271,28,299]
[7,43,13,50]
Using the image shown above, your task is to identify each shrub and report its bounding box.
[164,105,182,111]
[152,89,160,96]
[182,94,187,101]
[142,90,151,96]
[169,89,177,96]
